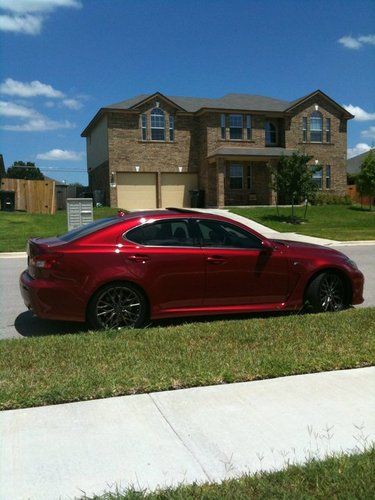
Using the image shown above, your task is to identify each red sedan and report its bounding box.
[20,209,364,329]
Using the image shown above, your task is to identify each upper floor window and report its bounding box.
[141,114,147,140]
[310,111,323,142]
[151,108,165,141]
[169,115,174,142]
[221,114,226,139]
[229,114,243,140]
[302,117,307,142]
[246,115,252,140]
[229,163,243,189]
[265,121,277,145]
[326,118,331,143]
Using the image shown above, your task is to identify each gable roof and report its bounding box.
[285,89,354,118]
[347,148,374,174]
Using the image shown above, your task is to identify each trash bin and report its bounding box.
[0,190,15,211]
[190,189,205,208]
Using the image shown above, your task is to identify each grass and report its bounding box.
[230,205,375,241]
[1,308,374,410]
[87,448,375,499]
[0,207,118,252]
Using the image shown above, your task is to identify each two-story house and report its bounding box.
[81,90,353,209]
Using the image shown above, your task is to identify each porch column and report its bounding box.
[269,161,277,205]
[216,158,225,208]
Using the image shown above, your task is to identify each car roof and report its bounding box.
[119,208,227,221]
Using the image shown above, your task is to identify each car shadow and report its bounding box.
[14,311,88,337]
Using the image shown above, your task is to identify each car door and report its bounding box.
[195,219,289,306]
[122,218,205,311]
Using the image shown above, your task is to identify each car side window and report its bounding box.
[125,220,197,247]
[197,220,262,249]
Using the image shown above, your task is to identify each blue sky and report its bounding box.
[0,0,374,184]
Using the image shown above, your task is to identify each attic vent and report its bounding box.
[156,101,160,108]
[314,104,319,111]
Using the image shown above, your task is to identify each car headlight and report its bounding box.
[345,257,358,270]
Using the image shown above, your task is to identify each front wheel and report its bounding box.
[305,272,348,312]
[87,283,148,329]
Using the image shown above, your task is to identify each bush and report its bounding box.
[311,193,352,205]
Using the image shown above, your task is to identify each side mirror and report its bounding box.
[261,239,273,252]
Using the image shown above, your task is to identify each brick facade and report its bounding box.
[84,91,351,208]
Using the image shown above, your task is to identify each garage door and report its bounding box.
[117,173,157,210]
[161,173,198,208]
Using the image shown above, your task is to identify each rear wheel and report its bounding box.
[87,283,148,329]
[305,272,348,312]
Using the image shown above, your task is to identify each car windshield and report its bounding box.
[59,217,119,242]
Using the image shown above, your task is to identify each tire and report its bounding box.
[305,272,348,313]
[87,282,148,329]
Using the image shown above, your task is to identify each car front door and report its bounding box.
[121,218,205,312]
[195,219,289,306]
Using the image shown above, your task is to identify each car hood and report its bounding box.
[271,239,346,258]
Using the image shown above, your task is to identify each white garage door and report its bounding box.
[161,173,198,208]
[117,173,157,210]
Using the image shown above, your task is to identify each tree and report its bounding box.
[6,161,44,180]
[356,149,375,210]
[269,152,318,221]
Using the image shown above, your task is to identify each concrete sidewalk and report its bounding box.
[1,367,374,499]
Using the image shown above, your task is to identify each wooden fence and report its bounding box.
[1,178,56,214]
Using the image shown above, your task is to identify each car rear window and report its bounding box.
[59,217,119,242]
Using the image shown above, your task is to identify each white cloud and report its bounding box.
[0,78,64,98]
[0,1,81,13]
[2,117,74,132]
[36,148,83,161]
[0,100,34,117]
[0,0,81,34]
[361,126,375,140]
[342,104,375,121]
[338,33,375,49]
[0,14,42,34]
[347,143,371,159]
[62,98,82,110]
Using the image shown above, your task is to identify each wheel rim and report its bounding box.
[95,286,141,328]
[319,274,345,311]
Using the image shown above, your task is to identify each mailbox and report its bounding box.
[67,198,93,231]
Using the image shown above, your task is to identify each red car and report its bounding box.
[20,209,364,329]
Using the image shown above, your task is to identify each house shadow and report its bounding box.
[14,311,87,337]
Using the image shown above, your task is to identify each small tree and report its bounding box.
[269,152,318,221]
[6,161,44,180]
[356,149,375,210]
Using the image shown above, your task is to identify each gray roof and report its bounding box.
[208,147,296,158]
[347,148,374,174]
[106,93,291,113]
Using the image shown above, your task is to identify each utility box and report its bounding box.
[67,198,93,231]
[0,190,15,211]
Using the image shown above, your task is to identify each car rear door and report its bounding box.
[195,219,289,306]
[121,218,205,312]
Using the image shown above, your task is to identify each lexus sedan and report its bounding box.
[20,208,364,329]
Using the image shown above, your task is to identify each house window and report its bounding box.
[310,111,323,142]
[326,118,331,143]
[229,164,243,189]
[312,166,323,189]
[221,114,226,139]
[151,107,165,141]
[141,114,147,140]
[265,121,277,145]
[169,115,174,142]
[302,117,307,142]
[247,164,252,189]
[326,165,331,189]
[246,115,252,140]
[229,114,243,140]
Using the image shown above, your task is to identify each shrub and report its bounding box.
[311,193,352,206]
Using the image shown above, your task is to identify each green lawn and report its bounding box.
[230,205,375,241]
[0,207,118,252]
[1,308,374,410]
[89,449,375,499]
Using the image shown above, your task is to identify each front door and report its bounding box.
[195,219,289,306]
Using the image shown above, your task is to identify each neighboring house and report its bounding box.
[81,89,353,209]
[0,154,5,179]
[347,148,374,175]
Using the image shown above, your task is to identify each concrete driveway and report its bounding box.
[0,243,374,340]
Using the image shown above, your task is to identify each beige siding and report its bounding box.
[86,116,109,169]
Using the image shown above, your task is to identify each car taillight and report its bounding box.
[31,253,63,269]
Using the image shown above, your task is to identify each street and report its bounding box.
[1,244,374,340]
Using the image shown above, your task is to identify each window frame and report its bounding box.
[150,107,165,141]
[325,118,331,143]
[310,111,323,143]
[325,165,331,189]
[302,116,307,143]
[229,163,243,190]
[229,114,243,140]
[220,113,226,139]
[247,164,253,190]
[265,121,277,145]
[169,114,175,142]
[140,113,147,141]
[312,165,323,190]
[246,115,252,140]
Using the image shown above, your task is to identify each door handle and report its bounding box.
[127,254,150,263]
[206,255,226,264]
